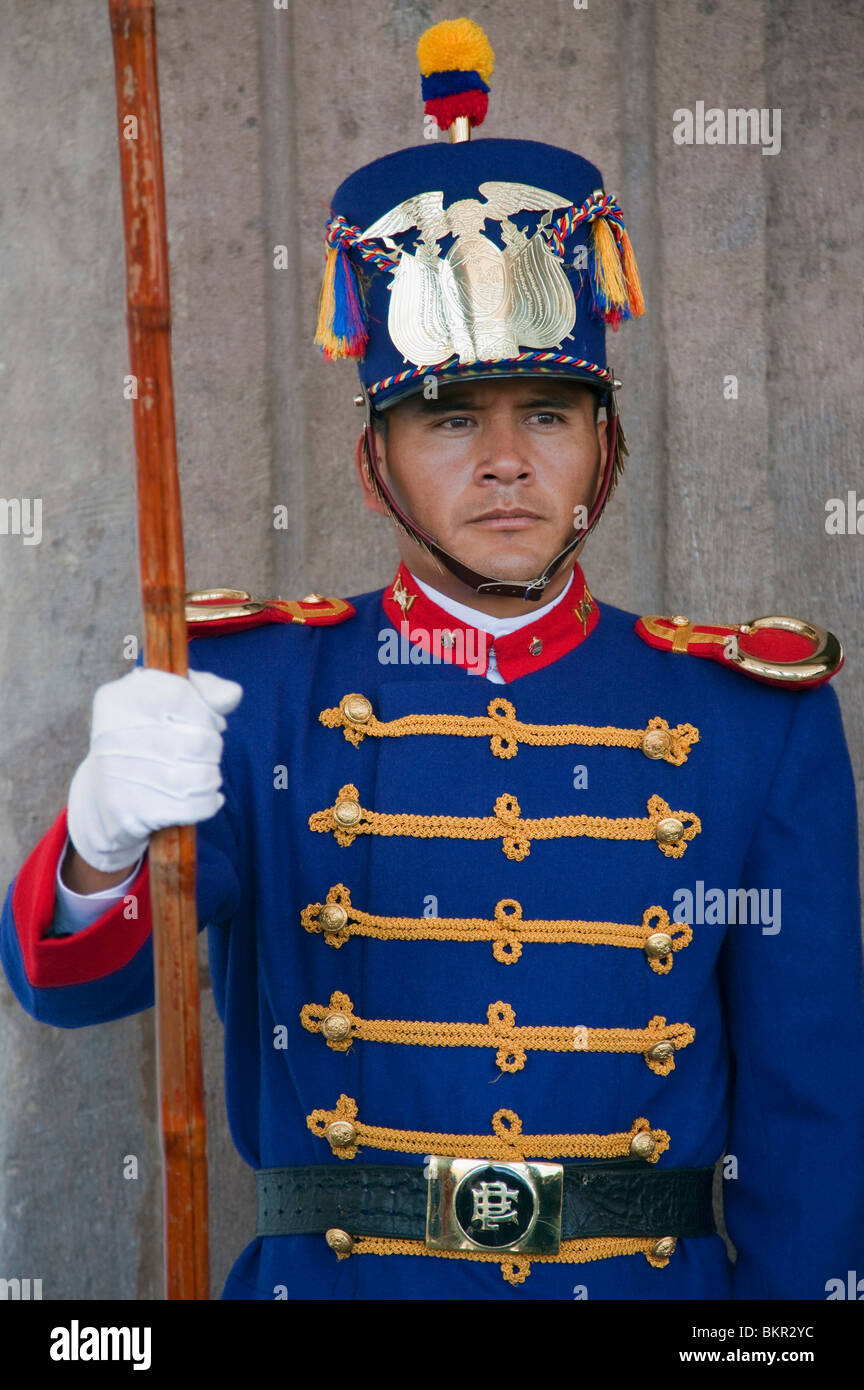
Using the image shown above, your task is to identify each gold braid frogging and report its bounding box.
[301,884,692,970]
[307,1093,671,1163]
[309,785,701,861]
[300,991,695,1075]
[332,1236,676,1285]
[320,694,699,766]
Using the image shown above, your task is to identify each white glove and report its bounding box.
[67,666,243,873]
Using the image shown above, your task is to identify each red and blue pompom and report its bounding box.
[417,18,495,131]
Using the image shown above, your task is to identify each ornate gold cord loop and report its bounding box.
[330,1235,677,1284]
[307,1093,671,1164]
[319,694,699,766]
[300,992,694,1074]
[308,785,701,860]
[301,885,691,971]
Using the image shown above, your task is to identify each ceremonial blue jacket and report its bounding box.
[3,566,864,1301]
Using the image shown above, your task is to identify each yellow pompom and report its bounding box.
[417,17,495,83]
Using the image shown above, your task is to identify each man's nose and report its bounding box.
[473,419,534,483]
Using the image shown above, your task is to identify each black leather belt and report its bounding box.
[255,1161,716,1244]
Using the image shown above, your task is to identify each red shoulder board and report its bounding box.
[185,588,355,639]
[635,613,843,689]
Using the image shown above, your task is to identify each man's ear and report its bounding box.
[353,429,390,517]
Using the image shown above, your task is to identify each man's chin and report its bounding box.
[451,532,565,581]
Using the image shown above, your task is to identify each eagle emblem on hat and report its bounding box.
[361,182,577,367]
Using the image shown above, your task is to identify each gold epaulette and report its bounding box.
[185,587,355,635]
[635,613,843,689]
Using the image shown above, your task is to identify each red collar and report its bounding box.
[380,561,599,680]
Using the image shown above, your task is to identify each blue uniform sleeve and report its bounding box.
[719,683,864,1298]
[0,777,243,1031]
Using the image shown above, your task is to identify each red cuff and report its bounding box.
[12,809,152,988]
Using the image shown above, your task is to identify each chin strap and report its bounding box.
[360,377,627,601]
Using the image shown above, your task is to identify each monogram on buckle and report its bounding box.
[425,1157,563,1255]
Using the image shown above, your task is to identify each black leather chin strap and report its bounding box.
[361,379,625,602]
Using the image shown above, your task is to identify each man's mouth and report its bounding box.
[467,508,544,529]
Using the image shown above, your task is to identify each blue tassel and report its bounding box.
[315,242,368,361]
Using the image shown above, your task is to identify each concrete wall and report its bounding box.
[1,0,860,1299]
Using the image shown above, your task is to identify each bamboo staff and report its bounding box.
[108,0,209,1299]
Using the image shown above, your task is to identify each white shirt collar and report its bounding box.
[408,567,575,638]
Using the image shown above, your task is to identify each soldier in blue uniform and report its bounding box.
[3,19,863,1300]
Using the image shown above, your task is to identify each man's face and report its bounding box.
[357,377,607,596]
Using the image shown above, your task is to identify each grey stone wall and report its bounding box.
[1,0,860,1299]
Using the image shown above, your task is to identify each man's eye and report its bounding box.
[530,411,564,424]
[437,415,473,428]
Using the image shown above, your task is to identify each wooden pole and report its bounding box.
[107,0,209,1300]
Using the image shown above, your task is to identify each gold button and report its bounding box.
[321,1012,352,1042]
[318,903,348,934]
[670,615,689,627]
[343,694,372,724]
[653,1236,677,1258]
[325,1120,357,1149]
[644,931,674,959]
[655,816,684,844]
[334,798,361,827]
[325,1228,355,1255]
[647,1041,674,1062]
[528,636,543,656]
[629,1131,657,1159]
[642,728,671,760]
[302,592,323,603]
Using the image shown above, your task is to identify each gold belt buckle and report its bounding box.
[425,1157,563,1255]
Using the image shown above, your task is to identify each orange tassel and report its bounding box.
[590,216,629,316]
[618,227,645,318]
[314,245,339,354]
[314,241,368,360]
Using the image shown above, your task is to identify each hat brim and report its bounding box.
[374,364,612,411]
